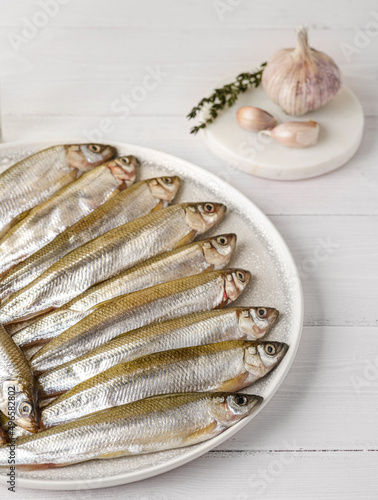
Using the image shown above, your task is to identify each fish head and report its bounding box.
[148,176,181,205]
[1,380,39,433]
[222,268,251,305]
[65,144,117,171]
[209,393,263,426]
[105,156,139,188]
[200,234,237,270]
[237,307,279,339]
[184,202,227,234]
[243,341,288,379]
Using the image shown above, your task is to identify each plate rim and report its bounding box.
[0,140,304,490]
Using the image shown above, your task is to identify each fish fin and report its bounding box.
[184,421,218,444]
[173,230,197,248]
[151,200,168,212]
[39,396,58,407]
[14,462,72,470]
[216,372,249,392]
[96,450,128,460]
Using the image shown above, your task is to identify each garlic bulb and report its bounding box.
[261,120,320,148]
[236,106,277,131]
[262,27,342,116]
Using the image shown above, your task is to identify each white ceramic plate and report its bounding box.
[0,141,303,490]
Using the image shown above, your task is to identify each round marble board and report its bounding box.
[202,84,364,180]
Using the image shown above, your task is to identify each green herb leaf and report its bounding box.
[188,63,267,135]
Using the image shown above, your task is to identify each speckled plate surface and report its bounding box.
[0,140,303,490]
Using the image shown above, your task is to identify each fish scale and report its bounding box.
[30,269,249,374]
[0,144,116,237]
[37,306,278,398]
[0,202,225,324]
[0,393,262,469]
[40,340,286,428]
[0,159,138,276]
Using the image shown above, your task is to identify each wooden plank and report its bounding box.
[0,0,377,28]
[4,451,378,498]
[1,61,376,117]
[0,28,377,114]
[2,115,378,217]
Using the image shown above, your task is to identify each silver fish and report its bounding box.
[0,144,116,238]
[38,306,279,398]
[0,176,180,302]
[41,340,286,427]
[0,325,39,432]
[30,268,250,374]
[0,202,226,324]
[0,156,138,276]
[0,393,262,469]
[14,233,236,349]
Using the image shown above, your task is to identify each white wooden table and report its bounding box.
[1,1,377,498]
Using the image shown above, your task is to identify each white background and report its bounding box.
[1,0,378,498]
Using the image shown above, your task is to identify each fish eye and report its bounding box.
[257,308,267,318]
[265,344,276,356]
[217,236,228,246]
[234,395,248,406]
[162,177,173,184]
[204,203,215,213]
[19,402,33,415]
[88,144,102,153]
[236,270,245,282]
[120,157,130,165]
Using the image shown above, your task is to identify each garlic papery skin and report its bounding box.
[236,106,277,132]
[262,26,342,116]
[261,120,320,148]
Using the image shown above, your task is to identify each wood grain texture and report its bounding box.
[0,0,377,28]
[5,451,378,499]
[0,39,377,114]
[0,0,377,497]
[271,216,378,326]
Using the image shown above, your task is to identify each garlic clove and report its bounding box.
[262,26,342,116]
[261,120,320,148]
[236,106,277,132]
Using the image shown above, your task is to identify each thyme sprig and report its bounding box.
[187,62,267,134]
